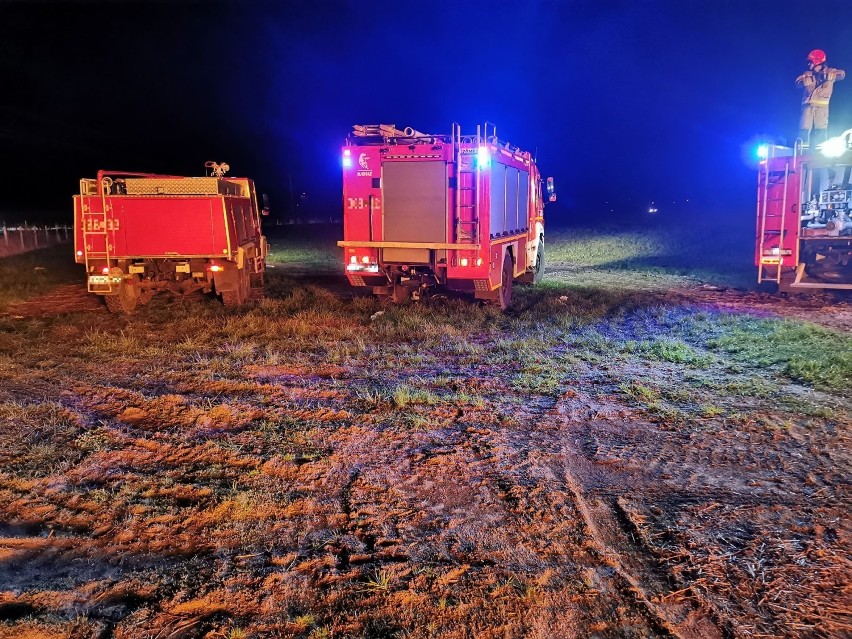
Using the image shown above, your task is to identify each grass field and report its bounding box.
[0,222,849,639]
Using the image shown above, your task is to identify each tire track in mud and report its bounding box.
[676,287,852,333]
[2,283,105,318]
[477,393,728,639]
[495,363,851,639]
[552,442,727,639]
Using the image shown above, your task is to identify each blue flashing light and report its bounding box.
[477,146,491,168]
[342,156,353,168]
[756,144,769,160]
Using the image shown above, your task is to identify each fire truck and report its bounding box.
[338,123,555,309]
[756,129,852,291]
[73,164,268,313]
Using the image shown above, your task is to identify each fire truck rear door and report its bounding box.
[382,161,447,246]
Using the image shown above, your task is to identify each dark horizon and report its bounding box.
[2,0,851,226]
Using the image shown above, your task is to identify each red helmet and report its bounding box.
[808,49,827,65]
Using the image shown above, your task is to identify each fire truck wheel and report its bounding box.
[531,242,545,284]
[804,259,849,281]
[497,254,513,311]
[104,279,139,314]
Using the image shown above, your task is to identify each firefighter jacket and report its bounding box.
[796,66,846,106]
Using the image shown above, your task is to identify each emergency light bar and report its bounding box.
[477,146,491,168]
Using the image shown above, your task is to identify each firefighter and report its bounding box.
[797,49,845,147]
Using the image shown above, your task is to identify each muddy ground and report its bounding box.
[6,269,852,332]
[0,263,849,639]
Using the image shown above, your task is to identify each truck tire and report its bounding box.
[221,267,249,307]
[519,241,545,285]
[104,278,139,314]
[531,241,545,284]
[804,259,849,282]
[497,253,513,311]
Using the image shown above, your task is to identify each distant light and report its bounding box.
[76,250,83,256]
[343,149,351,156]
[648,207,658,214]
[350,255,357,264]
[756,144,769,160]
[342,156,353,168]
[209,264,222,272]
[361,255,370,264]
[477,146,491,167]
[460,258,469,267]
[101,266,110,274]
[476,258,483,266]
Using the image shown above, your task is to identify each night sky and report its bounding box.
[2,0,851,225]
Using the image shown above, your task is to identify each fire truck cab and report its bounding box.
[338,123,555,309]
[756,129,852,291]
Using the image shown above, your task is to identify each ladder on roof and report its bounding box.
[352,124,407,138]
[80,177,116,293]
[453,123,479,243]
[757,157,796,284]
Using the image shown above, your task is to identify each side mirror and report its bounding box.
[546,177,556,203]
[261,193,270,216]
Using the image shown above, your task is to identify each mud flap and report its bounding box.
[474,288,500,302]
[212,269,239,293]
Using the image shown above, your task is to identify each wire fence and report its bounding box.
[0,225,72,259]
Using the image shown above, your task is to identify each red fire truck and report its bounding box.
[756,129,852,291]
[73,164,268,313]
[338,123,555,309]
